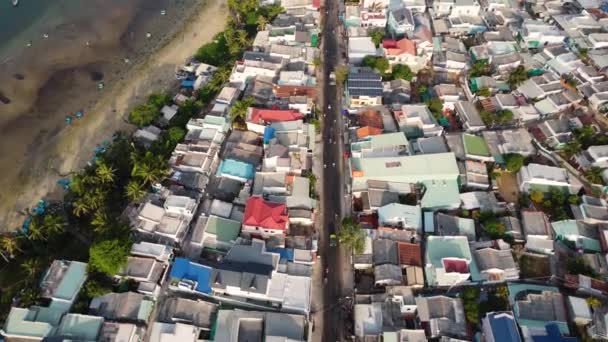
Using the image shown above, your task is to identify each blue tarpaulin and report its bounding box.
[170,258,213,294]
[263,126,276,144]
[268,247,295,262]
[181,80,195,88]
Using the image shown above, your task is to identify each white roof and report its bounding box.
[348,37,377,54]
[148,322,197,342]
[354,303,383,337]
[161,105,179,121]
[568,296,592,320]
[130,242,172,262]
[282,275,311,313]
[139,202,165,222]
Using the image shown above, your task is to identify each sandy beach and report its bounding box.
[0,0,228,231]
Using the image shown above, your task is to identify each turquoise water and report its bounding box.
[0,0,57,47]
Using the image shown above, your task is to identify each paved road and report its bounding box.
[317,0,352,340]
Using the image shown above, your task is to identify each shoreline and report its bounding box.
[0,0,228,231]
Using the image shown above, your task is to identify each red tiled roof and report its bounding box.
[273,85,317,98]
[243,197,288,231]
[313,0,321,9]
[249,108,303,124]
[385,38,416,57]
[443,258,469,273]
[358,109,384,129]
[398,242,422,267]
[382,39,398,49]
[358,213,378,229]
[356,126,383,139]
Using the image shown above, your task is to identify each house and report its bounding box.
[517,20,566,49]
[535,115,572,148]
[242,196,289,238]
[350,153,461,209]
[155,298,217,333]
[588,306,608,340]
[482,311,522,342]
[246,108,304,134]
[373,239,403,286]
[434,84,465,110]
[214,310,306,342]
[89,292,153,322]
[500,216,524,241]
[516,72,562,101]
[1,309,103,341]
[40,260,88,306]
[387,5,415,39]
[97,322,143,342]
[133,125,162,147]
[378,203,422,230]
[415,296,467,338]
[195,215,242,252]
[350,132,411,158]
[567,296,593,326]
[521,211,554,255]
[354,287,418,337]
[461,191,505,213]
[572,195,608,225]
[130,241,173,263]
[119,255,167,295]
[424,235,478,287]
[461,133,494,162]
[582,145,608,169]
[482,129,536,164]
[411,136,450,155]
[383,79,411,104]
[435,213,476,241]
[348,37,379,65]
[473,247,519,282]
[507,283,571,339]
[460,160,490,189]
[215,86,240,105]
[347,67,384,108]
[383,38,419,69]
[160,104,179,125]
[133,196,197,243]
[533,90,582,116]
[455,101,485,132]
[517,163,581,194]
[229,52,285,84]
[451,0,481,16]
[360,10,388,28]
[216,159,256,183]
[397,104,443,138]
[445,51,468,72]
[148,322,197,342]
[433,0,455,17]
[551,220,601,252]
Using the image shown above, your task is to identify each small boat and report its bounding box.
[11,0,19,7]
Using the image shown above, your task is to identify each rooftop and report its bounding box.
[243,197,289,231]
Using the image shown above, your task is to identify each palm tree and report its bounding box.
[0,236,21,259]
[84,188,107,210]
[95,162,116,184]
[42,215,65,235]
[236,30,250,48]
[126,181,147,203]
[586,166,604,185]
[72,199,90,217]
[338,217,365,254]
[257,15,268,31]
[229,97,255,123]
[21,259,41,280]
[27,221,46,241]
[368,1,383,12]
[91,210,110,234]
[562,140,582,159]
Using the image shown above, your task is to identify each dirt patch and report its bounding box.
[496,172,519,204]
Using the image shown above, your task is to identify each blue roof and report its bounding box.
[267,247,294,262]
[170,258,213,294]
[181,80,195,87]
[487,312,521,342]
[263,126,276,144]
[217,159,255,180]
[532,323,578,342]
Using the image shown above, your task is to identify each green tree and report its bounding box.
[568,195,580,205]
[95,161,116,184]
[229,97,255,123]
[479,109,493,126]
[362,56,389,75]
[27,221,46,241]
[125,180,147,203]
[21,259,41,281]
[498,109,513,124]
[484,221,506,239]
[586,166,605,185]
[194,33,230,65]
[0,236,20,259]
[391,64,414,81]
[587,296,601,309]
[477,87,491,97]
[567,256,597,278]
[335,65,350,84]
[131,151,171,185]
[89,239,131,276]
[128,103,160,127]
[530,190,544,204]
[368,29,385,47]
[425,98,444,119]
[83,279,113,298]
[338,217,365,254]
[508,66,529,88]
[91,210,111,235]
[562,140,582,158]
[417,85,428,95]
[148,93,171,109]
[504,153,524,173]
[41,214,66,236]
[470,60,491,77]
[257,15,268,31]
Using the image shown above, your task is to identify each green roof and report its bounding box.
[351,153,461,209]
[463,134,491,157]
[203,115,229,133]
[2,307,56,339]
[369,132,408,149]
[54,261,87,302]
[57,314,103,341]
[551,220,601,252]
[137,300,154,321]
[425,236,480,285]
[205,216,241,243]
